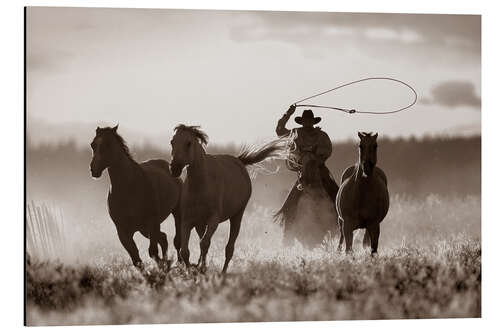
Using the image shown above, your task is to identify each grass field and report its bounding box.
[25,194,481,325]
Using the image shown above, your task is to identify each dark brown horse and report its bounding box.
[336,132,389,254]
[90,125,182,267]
[275,151,338,249]
[170,124,285,273]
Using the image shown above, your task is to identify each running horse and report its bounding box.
[336,132,389,254]
[170,124,285,273]
[90,125,182,267]
[274,151,338,249]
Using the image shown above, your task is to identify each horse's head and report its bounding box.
[300,151,322,187]
[358,131,378,176]
[170,124,208,177]
[89,124,125,178]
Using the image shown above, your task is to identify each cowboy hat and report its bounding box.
[295,109,321,125]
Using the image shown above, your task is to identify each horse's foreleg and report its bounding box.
[180,220,192,267]
[337,217,344,252]
[344,220,354,254]
[362,228,371,249]
[195,225,207,266]
[367,223,380,255]
[118,230,142,268]
[199,217,219,272]
[173,208,182,263]
[223,209,244,274]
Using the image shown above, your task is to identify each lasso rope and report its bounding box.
[293,77,417,115]
[282,130,307,190]
[283,130,301,171]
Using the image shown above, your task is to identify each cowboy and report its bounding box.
[276,105,339,203]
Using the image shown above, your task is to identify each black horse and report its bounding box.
[90,125,182,267]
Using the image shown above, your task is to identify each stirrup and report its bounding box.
[296,183,303,191]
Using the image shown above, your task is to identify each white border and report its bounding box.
[2,0,498,332]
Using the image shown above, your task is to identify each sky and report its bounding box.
[26,7,481,147]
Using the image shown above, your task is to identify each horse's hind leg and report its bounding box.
[367,223,380,255]
[222,209,244,274]
[344,220,354,254]
[117,229,142,268]
[158,231,171,267]
[148,225,162,265]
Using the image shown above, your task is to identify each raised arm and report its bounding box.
[276,105,296,137]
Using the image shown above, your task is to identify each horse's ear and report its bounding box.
[112,124,119,133]
[96,126,101,134]
[358,132,364,139]
[374,133,378,139]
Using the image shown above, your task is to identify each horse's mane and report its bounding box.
[174,124,209,146]
[98,127,134,161]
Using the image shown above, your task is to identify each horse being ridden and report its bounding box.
[90,125,182,267]
[274,106,339,248]
[170,124,285,273]
[336,132,389,254]
[279,151,338,248]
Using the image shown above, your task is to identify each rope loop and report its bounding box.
[293,77,417,115]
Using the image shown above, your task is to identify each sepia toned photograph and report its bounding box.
[25,6,481,326]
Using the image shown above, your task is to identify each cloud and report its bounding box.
[363,27,423,43]
[422,80,481,109]
[230,12,480,54]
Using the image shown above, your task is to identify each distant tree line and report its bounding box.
[26,135,480,212]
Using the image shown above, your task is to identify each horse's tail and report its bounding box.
[237,138,288,166]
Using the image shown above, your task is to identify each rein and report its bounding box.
[293,77,417,115]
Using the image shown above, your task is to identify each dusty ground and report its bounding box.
[26,195,481,325]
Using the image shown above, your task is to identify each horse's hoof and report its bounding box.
[134,263,146,275]
[159,259,172,270]
[172,260,183,269]
[183,262,198,272]
[195,261,207,273]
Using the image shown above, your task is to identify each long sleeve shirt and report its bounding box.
[276,111,293,137]
[276,112,332,164]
